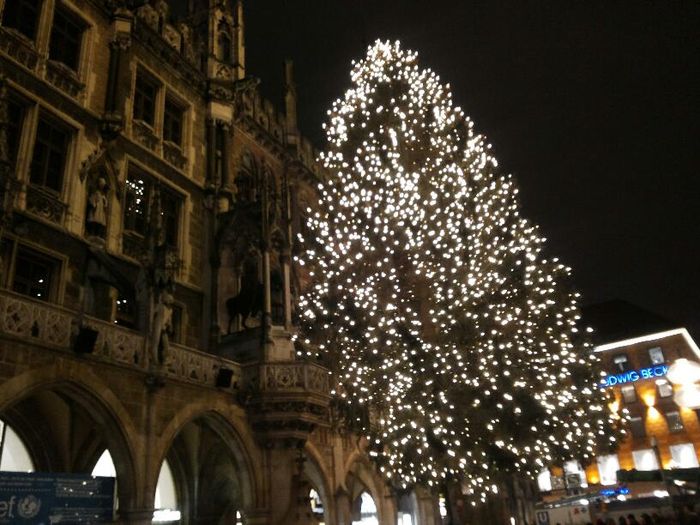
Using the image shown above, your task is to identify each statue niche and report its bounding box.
[225,254,262,333]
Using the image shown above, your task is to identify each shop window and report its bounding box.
[537,469,552,492]
[11,246,60,302]
[596,454,620,485]
[133,72,158,127]
[632,448,659,471]
[124,171,181,250]
[1,0,42,40]
[613,354,629,372]
[49,6,86,71]
[564,460,588,489]
[621,385,637,403]
[30,115,70,192]
[6,97,26,172]
[629,416,646,438]
[666,411,684,433]
[657,379,673,398]
[670,443,699,469]
[163,97,184,146]
[648,347,665,365]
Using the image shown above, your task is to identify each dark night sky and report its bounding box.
[243,1,700,337]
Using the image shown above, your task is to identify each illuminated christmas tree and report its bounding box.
[296,41,620,500]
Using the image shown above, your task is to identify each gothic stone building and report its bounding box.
[0,0,441,523]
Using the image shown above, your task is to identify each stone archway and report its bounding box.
[155,408,260,525]
[0,364,140,514]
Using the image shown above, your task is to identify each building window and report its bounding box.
[666,411,684,433]
[596,454,620,486]
[670,443,699,469]
[217,21,232,62]
[648,347,665,365]
[632,449,659,471]
[170,304,183,344]
[49,6,86,71]
[657,379,673,398]
[621,385,637,404]
[163,98,184,146]
[133,72,158,127]
[537,469,552,492]
[613,354,629,372]
[6,97,26,172]
[1,0,42,40]
[11,246,60,302]
[30,116,70,192]
[564,461,588,489]
[115,293,136,328]
[124,171,181,250]
[629,416,646,438]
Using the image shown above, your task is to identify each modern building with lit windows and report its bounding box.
[0,0,440,523]
[538,301,700,518]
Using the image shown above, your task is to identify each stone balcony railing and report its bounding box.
[0,289,242,393]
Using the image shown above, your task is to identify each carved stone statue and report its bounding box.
[86,177,108,237]
[151,288,174,364]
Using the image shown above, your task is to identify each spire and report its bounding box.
[233,0,245,80]
[284,59,298,147]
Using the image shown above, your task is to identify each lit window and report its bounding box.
[666,411,684,433]
[133,72,158,127]
[153,459,180,523]
[613,354,629,372]
[596,454,620,486]
[49,6,86,71]
[309,488,324,517]
[657,379,673,398]
[564,460,587,488]
[123,171,181,251]
[648,347,665,365]
[30,115,70,192]
[537,469,552,492]
[670,443,699,468]
[12,246,59,302]
[1,0,42,40]
[621,385,637,403]
[0,420,35,472]
[629,416,646,438]
[632,449,659,471]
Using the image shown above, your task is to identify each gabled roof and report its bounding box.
[580,300,679,346]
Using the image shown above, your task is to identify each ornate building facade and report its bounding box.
[0,0,441,523]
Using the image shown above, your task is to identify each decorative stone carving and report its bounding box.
[86,177,108,238]
[132,119,158,151]
[162,141,187,170]
[25,185,67,225]
[0,27,39,70]
[162,24,181,51]
[135,3,159,31]
[45,60,85,98]
[0,291,73,347]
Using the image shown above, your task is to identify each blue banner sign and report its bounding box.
[601,365,668,387]
[0,471,114,524]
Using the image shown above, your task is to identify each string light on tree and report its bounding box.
[295,40,621,501]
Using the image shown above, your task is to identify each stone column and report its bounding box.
[334,488,352,525]
[281,249,292,330]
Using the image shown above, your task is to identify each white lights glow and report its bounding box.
[297,40,619,500]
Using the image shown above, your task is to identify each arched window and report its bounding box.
[153,459,180,522]
[352,492,378,525]
[0,421,34,472]
[309,488,325,524]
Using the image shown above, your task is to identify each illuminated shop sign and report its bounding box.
[601,365,668,387]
